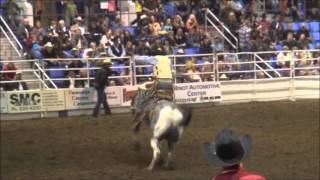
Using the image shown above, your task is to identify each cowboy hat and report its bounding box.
[44,42,53,48]
[103,58,112,64]
[75,16,83,21]
[204,129,252,167]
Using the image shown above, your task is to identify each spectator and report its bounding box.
[173,15,185,33]
[297,33,311,49]
[41,42,59,67]
[297,45,314,76]
[83,42,99,58]
[1,0,20,29]
[56,20,71,40]
[186,27,200,48]
[223,50,240,80]
[100,29,114,50]
[135,39,150,55]
[149,38,165,55]
[122,30,133,46]
[163,39,173,55]
[174,28,187,47]
[186,14,198,32]
[12,71,28,91]
[65,0,78,26]
[71,16,87,36]
[71,28,88,52]
[47,20,58,36]
[296,23,311,40]
[238,19,252,51]
[276,46,292,76]
[58,32,73,58]
[199,38,212,54]
[204,129,266,180]
[125,41,135,56]
[17,18,32,50]
[2,62,17,91]
[257,14,270,35]
[163,18,174,33]
[212,36,224,53]
[108,37,126,58]
[200,60,213,82]
[148,15,161,36]
[283,32,298,49]
[284,23,296,40]
[185,59,201,82]
[31,20,46,37]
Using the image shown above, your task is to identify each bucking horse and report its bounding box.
[131,84,192,170]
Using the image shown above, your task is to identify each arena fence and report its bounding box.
[0,50,319,120]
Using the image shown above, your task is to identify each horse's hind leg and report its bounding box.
[164,141,175,168]
[147,137,160,171]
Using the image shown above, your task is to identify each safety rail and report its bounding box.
[0,16,23,57]
[0,59,50,90]
[205,9,238,51]
[0,50,319,90]
[39,56,133,88]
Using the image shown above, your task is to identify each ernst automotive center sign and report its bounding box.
[174,82,221,104]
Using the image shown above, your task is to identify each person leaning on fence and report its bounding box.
[92,59,112,117]
[204,129,266,180]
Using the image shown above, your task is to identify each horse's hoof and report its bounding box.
[147,166,154,171]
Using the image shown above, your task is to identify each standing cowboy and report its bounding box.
[92,59,112,117]
[204,129,266,180]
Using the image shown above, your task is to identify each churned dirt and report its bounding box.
[1,99,319,180]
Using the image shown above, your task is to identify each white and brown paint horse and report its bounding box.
[131,86,192,170]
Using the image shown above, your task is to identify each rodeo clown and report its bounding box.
[204,129,266,180]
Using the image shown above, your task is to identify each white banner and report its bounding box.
[0,92,7,113]
[65,88,96,109]
[41,90,65,111]
[121,86,138,106]
[7,90,42,112]
[174,82,221,104]
[105,86,122,106]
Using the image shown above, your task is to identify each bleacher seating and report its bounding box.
[185,48,199,55]
[309,21,320,32]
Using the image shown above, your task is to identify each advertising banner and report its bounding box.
[7,90,42,112]
[41,90,65,111]
[65,88,96,109]
[121,86,138,106]
[174,82,221,104]
[105,86,122,106]
[0,92,7,113]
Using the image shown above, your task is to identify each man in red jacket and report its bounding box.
[204,129,266,180]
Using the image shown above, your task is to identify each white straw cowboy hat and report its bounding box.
[44,42,53,48]
[103,58,112,64]
[204,129,252,167]
[75,16,83,21]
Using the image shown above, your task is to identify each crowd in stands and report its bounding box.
[0,0,319,90]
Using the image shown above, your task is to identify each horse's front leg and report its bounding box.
[148,137,160,171]
[132,112,145,150]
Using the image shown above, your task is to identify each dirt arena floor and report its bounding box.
[1,99,319,180]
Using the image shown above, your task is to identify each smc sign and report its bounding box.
[7,91,42,112]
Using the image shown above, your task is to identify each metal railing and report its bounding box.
[0,16,23,57]
[0,50,319,91]
[205,9,238,51]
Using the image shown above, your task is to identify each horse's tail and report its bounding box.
[181,106,192,127]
